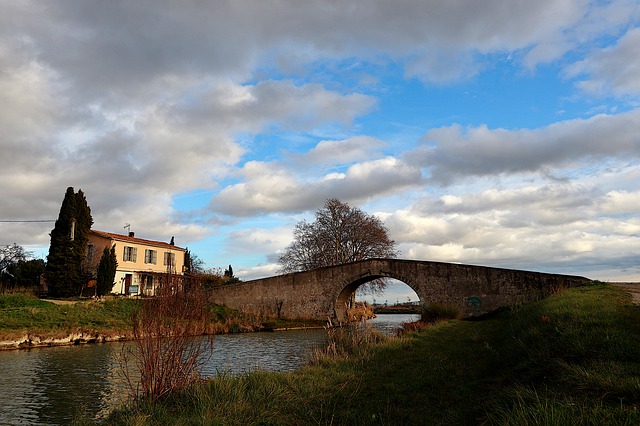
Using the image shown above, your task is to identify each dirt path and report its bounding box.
[41,299,79,305]
[611,283,640,305]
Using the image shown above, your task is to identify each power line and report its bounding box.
[0,220,56,223]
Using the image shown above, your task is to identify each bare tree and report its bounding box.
[0,243,30,273]
[0,244,32,292]
[279,199,397,294]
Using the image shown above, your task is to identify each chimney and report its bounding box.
[129,231,135,238]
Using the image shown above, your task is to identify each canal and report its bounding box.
[0,314,418,425]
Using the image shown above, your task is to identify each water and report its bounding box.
[0,314,417,425]
[370,313,420,335]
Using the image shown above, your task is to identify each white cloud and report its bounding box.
[300,136,387,166]
[3,0,627,97]
[386,178,640,277]
[410,109,640,184]
[1,0,639,283]
[209,157,422,216]
[568,27,640,97]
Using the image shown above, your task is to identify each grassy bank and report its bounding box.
[0,294,324,346]
[104,284,640,425]
[0,294,137,342]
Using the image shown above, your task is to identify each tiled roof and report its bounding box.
[90,230,185,251]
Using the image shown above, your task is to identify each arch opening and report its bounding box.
[334,276,421,323]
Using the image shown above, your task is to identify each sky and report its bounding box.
[1,1,639,303]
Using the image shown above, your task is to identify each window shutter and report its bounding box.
[133,247,137,262]
[153,250,157,264]
[123,247,127,261]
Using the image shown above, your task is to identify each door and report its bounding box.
[124,274,132,295]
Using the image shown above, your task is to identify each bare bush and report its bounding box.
[121,274,213,402]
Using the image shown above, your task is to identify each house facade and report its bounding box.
[87,230,186,296]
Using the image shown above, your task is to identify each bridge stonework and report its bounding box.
[210,259,591,322]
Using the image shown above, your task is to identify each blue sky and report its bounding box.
[1,1,639,303]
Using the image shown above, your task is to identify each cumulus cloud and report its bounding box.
[299,136,387,166]
[567,27,640,97]
[0,60,373,246]
[3,0,626,98]
[410,109,640,184]
[209,157,423,216]
[387,181,640,274]
[1,0,638,282]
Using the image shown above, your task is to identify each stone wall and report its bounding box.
[210,259,591,322]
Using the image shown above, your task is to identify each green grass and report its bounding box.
[102,284,640,425]
[0,295,139,340]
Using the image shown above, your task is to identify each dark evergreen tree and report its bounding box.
[6,259,46,289]
[45,187,94,297]
[224,264,233,278]
[184,249,192,274]
[96,245,117,296]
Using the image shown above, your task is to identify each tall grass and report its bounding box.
[309,319,388,364]
[487,387,640,425]
[420,302,462,323]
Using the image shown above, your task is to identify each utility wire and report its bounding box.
[0,220,56,223]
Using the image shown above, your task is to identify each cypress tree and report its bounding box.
[45,187,94,297]
[96,244,117,296]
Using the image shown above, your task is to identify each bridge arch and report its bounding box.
[334,268,421,322]
[209,258,591,321]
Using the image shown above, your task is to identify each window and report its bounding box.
[164,252,175,267]
[87,244,94,262]
[144,249,157,264]
[123,246,137,262]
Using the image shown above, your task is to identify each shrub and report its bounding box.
[120,275,213,403]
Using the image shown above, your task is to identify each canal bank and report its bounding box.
[0,294,326,351]
[0,315,416,425]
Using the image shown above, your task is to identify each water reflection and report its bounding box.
[0,315,417,425]
[0,343,127,425]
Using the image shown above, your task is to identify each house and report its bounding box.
[87,230,186,296]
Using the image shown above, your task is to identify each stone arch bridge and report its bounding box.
[210,258,591,322]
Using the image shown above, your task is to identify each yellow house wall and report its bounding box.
[87,233,185,295]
